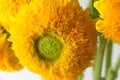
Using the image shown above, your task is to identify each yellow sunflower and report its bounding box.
[6,0,97,80]
[94,0,120,43]
[0,26,22,71]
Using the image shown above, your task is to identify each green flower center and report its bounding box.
[37,34,63,60]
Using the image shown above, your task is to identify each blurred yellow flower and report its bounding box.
[0,26,22,71]
[0,0,97,80]
[94,0,120,43]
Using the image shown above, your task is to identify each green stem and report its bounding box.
[78,76,83,80]
[105,40,113,76]
[106,56,120,80]
[100,77,105,80]
[94,35,107,80]
[88,0,99,19]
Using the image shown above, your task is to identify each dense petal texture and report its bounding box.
[0,0,30,31]
[0,0,97,80]
[94,0,120,43]
[0,26,22,71]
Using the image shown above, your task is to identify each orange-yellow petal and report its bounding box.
[0,26,23,71]
[0,0,31,31]
[94,0,120,43]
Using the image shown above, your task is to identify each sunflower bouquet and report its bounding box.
[0,0,119,80]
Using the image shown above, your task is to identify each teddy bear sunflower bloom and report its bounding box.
[0,26,22,71]
[0,0,97,80]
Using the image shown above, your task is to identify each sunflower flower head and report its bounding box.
[94,0,120,44]
[0,26,22,71]
[1,0,97,80]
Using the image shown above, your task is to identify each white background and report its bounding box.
[0,0,119,80]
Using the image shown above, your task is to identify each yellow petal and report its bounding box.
[94,0,120,44]
[0,26,23,71]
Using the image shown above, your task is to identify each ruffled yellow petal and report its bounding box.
[0,26,22,71]
[0,0,31,31]
[1,0,97,80]
[94,0,120,43]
